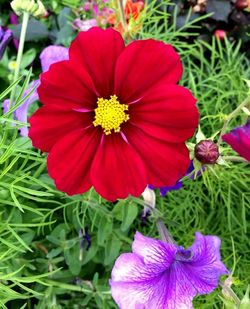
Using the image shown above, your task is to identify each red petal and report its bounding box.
[91,133,147,201]
[29,106,93,152]
[47,128,101,195]
[38,60,97,110]
[115,39,182,103]
[129,84,199,143]
[123,125,190,187]
[69,27,125,98]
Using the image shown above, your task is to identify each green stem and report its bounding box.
[156,219,175,244]
[9,11,30,107]
[220,281,241,307]
[117,0,127,33]
[42,279,111,295]
[218,95,250,145]
[223,156,248,163]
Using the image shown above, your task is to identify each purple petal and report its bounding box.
[73,18,97,31]
[0,27,13,59]
[110,232,228,309]
[132,232,177,269]
[3,80,40,136]
[15,80,40,136]
[40,45,69,72]
[222,120,250,162]
[185,232,229,294]
[159,181,183,196]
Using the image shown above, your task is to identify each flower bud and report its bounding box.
[11,0,47,18]
[194,140,219,164]
[235,0,248,10]
[214,29,226,40]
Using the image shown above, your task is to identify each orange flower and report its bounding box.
[108,0,145,35]
[125,0,144,20]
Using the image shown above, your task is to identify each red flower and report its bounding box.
[29,27,199,201]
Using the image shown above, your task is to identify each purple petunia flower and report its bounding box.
[2,45,69,136]
[0,27,13,59]
[222,120,250,162]
[110,232,228,309]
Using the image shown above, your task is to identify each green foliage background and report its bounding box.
[0,1,249,308]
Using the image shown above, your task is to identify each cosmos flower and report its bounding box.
[3,45,68,136]
[29,27,199,201]
[222,120,250,162]
[110,231,229,309]
[0,27,13,59]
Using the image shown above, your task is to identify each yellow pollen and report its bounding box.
[93,95,129,135]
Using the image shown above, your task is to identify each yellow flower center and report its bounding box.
[93,95,129,135]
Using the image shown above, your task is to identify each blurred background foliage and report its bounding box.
[0,0,249,308]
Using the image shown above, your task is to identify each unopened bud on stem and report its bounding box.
[11,0,47,18]
[195,140,219,164]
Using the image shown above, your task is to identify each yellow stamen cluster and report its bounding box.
[93,95,129,135]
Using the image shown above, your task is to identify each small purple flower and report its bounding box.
[110,232,228,309]
[2,46,69,136]
[0,27,13,59]
[93,3,99,16]
[73,18,97,32]
[83,1,91,11]
[222,120,250,162]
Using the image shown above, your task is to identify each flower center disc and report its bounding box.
[93,95,129,135]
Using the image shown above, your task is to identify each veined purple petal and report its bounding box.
[222,120,250,162]
[0,27,13,59]
[110,232,228,309]
[40,45,69,72]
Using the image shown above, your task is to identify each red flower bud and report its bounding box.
[235,0,248,10]
[214,29,226,40]
[194,140,219,164]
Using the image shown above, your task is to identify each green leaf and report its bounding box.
[104,236,121,266]
[11,19,49,42]
[121,203,138,232]
[97,216,113,246]
[20,49,36,69]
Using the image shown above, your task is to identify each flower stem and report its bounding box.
[223,156,248,163]
[156,219,175,244]
[9,11,30,107]
[218,95,250,145]
[42,279,111,295]
[117,0,127,33]
[220,281,241,307]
